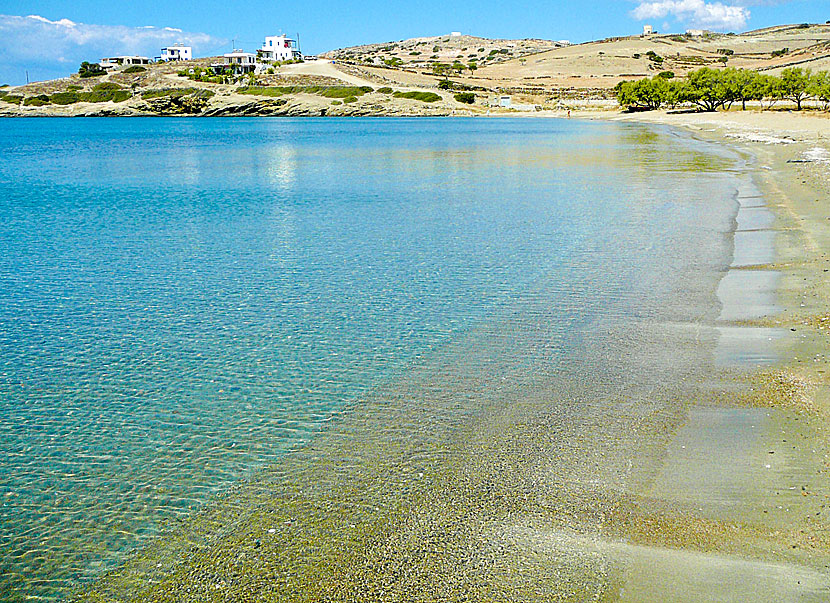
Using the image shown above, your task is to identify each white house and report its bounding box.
[643,25,654,36]
[212,49,257,74]
[100,56,151,70]
[258,35,301,62]
[161,44,192,61]
[687,29,709,36]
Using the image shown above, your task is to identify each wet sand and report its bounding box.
[75,116,830,602]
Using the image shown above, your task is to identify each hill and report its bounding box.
[321,34,566,70]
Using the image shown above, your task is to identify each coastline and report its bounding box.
[65,115,830,601]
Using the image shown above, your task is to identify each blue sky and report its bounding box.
[0,1,825,85]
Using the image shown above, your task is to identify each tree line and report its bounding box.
[615,67,830,112]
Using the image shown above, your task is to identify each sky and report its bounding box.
[0,0,825,85]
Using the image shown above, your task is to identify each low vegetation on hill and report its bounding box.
[323,34,564,71]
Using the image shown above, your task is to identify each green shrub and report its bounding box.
[438,79,455,90]
[123,65,146,74]
[377,87,393,94]
[23,95,51,106]
[393,90,441,102]
[656,71,675,79]
[67,85,82,91]
[93,82,123,92]
[50,92,81,105]
[343,96,358,103]
[771,48,789,58]
[646,50,663,63]
[454,92,475,104]
[2,94,22,104]
[409,51,421,56]
[331,100,342,105]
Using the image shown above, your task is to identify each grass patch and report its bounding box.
[393,90,441,102]
[342,96,358,103]
[331,100,342,105]
[377,87,393,94]
[2,94,22,104]
[454,92,475,104]
[122,65,146,74]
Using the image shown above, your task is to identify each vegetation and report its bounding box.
[78,62,106,78]
[646,51,663,63]
[454,92,475,104]
[238,86,372,99]
[392,90,442,102]
[771,48,789,58]
[342,96,358,103]
[615,66,830,112]
[23,95,51,106]
[377,87,393,94]
[122,66,146,74]
[1,94,23,104]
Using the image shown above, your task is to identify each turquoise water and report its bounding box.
[0,117,740,600]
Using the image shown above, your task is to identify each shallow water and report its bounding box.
[0,117,743,600]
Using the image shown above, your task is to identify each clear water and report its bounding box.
[0,117,741,600]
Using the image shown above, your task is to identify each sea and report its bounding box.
[0,117,744,600]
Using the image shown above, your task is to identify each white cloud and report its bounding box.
[632,0,750,30]
[0,14,226,83]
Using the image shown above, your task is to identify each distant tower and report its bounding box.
[643,25,654,36]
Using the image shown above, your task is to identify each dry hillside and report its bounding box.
[322,23,830,96]
[321,34,565,70]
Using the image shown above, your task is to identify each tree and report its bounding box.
[779,67,812,110]
[811,71,830,110]
[615,77,666,110]
[432,63,451,77]
[722,68,763,110]
[78,61,106,78]
[681,68,730,111]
